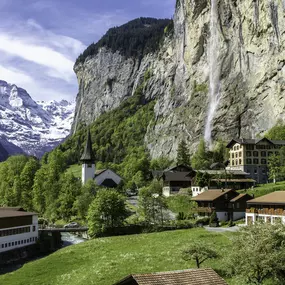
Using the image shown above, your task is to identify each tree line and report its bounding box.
[76,17,172,65]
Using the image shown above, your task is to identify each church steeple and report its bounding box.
[80,129,95,163]
[81,129,95,185]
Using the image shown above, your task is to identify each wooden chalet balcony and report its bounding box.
[197,207,215,213]
[246,208,285,216]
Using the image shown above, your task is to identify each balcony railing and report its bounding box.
[246,208,285,216]
[197,207,216,213]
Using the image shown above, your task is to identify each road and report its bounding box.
[205,225,240,232]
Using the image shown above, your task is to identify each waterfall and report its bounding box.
[204,0,221,148]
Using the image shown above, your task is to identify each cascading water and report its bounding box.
[204,0,221,148]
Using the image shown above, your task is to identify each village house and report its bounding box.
[192,189,252,221]
[81,130,122,187]
[113,268,228,285]
[194,169,255,191]
[0,207,38,253]
[226,138,285,184]
[152,164,195,197]
[246,191,285,225]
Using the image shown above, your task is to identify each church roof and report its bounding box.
[80,129,95,162]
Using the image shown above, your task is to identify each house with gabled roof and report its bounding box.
[152,164,195,197]
[113,268,228,285]
[192,189,252,221]
[226,138,285,184]
[246,191,285,225]
[81,130,122,187]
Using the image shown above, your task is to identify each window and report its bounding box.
[235,153,238,158]
[237,145,240,150]
[254,169,257,174]
[253,151,259,157]
[246,151,252,157]
[246,158,252,164]
[33,226,36,232]
[236,203,240,209]
[239,152,242,157]
[261,159,267,165]
[232,160,235,166]
[261,151,267,157]
[231,153,234,159]
[246,145,254,150]
[87,164,92,168]
[236,160,238,165]
[268,152,273,157]
[253,158,259,164]
[239,159,242,165]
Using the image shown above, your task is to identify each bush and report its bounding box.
[195,217,210,226]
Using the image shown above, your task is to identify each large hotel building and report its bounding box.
[226,138,285,184]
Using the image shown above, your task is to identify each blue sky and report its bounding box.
[0,0,175,101]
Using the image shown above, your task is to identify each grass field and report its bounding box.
[0,229,239,285]
[66,164,81,178]
[240,180,285,197]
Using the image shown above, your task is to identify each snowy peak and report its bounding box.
[0,80,75,158]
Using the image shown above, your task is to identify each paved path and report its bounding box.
[204,225,240,232]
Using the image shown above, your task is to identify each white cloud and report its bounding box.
[0,33,75,82]
[0,65,35,86]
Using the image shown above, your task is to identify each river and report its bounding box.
[0,233,86,275]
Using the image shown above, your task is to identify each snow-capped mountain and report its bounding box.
[0,80,75,158]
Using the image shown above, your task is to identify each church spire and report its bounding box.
[80,129,95,163]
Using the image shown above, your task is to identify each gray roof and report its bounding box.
[163,171,192,182]
[80,129,95,162]
[198,169,250,176]
[227,138,285,148]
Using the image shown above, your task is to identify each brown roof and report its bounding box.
[114,268,228,285]
[247,191,285,205]
[230,193,252,202]
[192,189,233,202]
[0,210,37,219]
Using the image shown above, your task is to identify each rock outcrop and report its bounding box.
[72,1,285,159]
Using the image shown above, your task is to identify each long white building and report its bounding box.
[0,208,38,253]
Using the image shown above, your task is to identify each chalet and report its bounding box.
[192,189,253,221]
[113,268,228,285]
[0,207,38,253]
[246,191,285,225]
[152,165,195,197]
[195,169,255,190]
[81,130,122,187]
[226,138,285,184]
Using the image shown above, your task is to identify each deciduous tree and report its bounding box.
[182,243,218,268]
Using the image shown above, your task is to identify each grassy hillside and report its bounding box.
[240,181,285,198]
[0,229,237,285]
[66,164,81,179]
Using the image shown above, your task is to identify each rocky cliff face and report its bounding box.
[0,80,75,158]
[73,1,285,159]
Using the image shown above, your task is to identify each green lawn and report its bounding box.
[0,229,238,285]
[66,164,81,178]
[240,180,285,197]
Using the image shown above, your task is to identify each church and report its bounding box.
[80,130,122,188]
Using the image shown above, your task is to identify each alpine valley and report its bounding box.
[72,0,285,158]
[0,80,75,158]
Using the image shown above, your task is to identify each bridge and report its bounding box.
[39,227,88,233]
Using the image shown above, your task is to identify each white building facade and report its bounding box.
[0,210,38,253]
[246,191,285,225]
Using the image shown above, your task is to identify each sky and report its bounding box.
[0,0,175,102]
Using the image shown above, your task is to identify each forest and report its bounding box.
[76,17,173,65]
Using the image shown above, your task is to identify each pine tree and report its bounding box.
[176,140,191,166]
